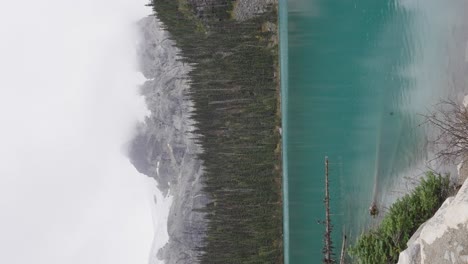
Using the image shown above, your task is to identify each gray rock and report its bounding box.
[457,160,468,189]
[397,178,468,264]
[129,16,208,264]
[232,0,275,21]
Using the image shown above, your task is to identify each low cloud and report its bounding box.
[0,1,155,263]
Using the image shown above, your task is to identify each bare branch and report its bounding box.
[421,99,468,164]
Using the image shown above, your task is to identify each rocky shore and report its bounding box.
[397,175,468,264]
[397,97,468,264]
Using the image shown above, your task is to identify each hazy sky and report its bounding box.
[0,0,156,263]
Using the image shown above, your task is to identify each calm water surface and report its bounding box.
[280,0,468,262]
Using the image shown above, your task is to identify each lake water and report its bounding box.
[280,0,468,262]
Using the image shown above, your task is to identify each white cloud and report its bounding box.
[0,0,156,263]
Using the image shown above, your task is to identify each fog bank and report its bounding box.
[0,1,157,263]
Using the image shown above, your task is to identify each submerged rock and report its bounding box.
[397,178,468,264]
[129,16,209,264]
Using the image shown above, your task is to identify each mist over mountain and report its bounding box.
[129,16,209,264]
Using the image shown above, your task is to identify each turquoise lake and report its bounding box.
[280,0,468,263]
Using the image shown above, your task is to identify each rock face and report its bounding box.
[397,178,468,264]
[129,16,209,264]
[232,0,275,21]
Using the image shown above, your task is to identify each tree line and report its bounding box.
[147,1,282,263]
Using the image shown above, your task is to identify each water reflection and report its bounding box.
[284,0,468,262]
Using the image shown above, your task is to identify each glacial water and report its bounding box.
[280,0,468,263]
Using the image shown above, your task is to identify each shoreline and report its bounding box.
[277,0,289,263]
[352,96,468,263]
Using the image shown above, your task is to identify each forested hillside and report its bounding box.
[146,0,282,263]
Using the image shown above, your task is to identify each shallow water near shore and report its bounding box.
[281,0,468,262]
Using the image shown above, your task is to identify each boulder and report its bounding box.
[232,0,275,21]
[397,179,468,264]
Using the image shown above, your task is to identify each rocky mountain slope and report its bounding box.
[129,16,209,264]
